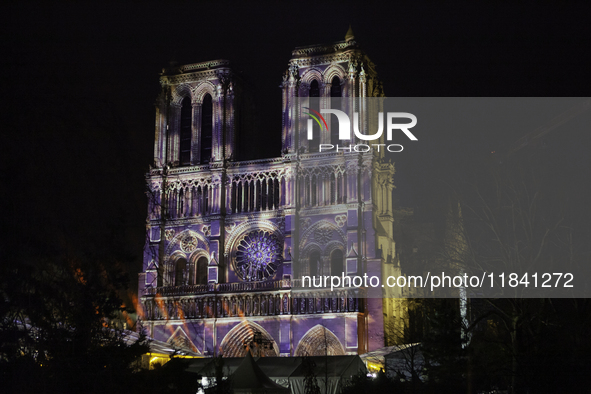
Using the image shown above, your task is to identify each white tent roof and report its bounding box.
[181,355,367,394]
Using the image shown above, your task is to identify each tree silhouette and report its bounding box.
[0,254,150,393]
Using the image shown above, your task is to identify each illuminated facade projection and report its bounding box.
[138,29,407,358]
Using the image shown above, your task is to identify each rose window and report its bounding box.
[180,235,198,253]
[235,230,283,281]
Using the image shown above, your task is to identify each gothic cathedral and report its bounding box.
[138,29,405,357]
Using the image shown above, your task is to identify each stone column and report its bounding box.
[358,65,368,144]
[212,84,224,162]
[321,82,331,145]
[154,92,168,167]
[225,82,235,160]
[347,63,357,147]
[282,64,299,154]
[298,82,309,152]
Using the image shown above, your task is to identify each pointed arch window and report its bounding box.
[231,181,237,214]
[196,256,208,285]
[311,175,317,206]
[330,173,336,204]
[237,181,243,213]
[179,97,192,165]
[330,76,342,145]
[330,249,344,276]
[309,250,321,277]
[274,178,280,208]
[330,76,342,98]
[249,180,255,212]
[201,94,213,163]
[308,80,320,153]
[175,258,187,286]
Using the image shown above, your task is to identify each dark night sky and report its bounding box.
[1,2,590,294]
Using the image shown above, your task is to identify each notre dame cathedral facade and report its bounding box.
[138,29,406,357]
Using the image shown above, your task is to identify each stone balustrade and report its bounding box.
[140,281,362,321]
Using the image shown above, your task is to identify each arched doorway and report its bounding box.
[294,325,345,356]
[219,321,279,357]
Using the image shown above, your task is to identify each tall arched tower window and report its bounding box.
[179,97,192,165]
[330,249,343,276]
[201,94,213,163]
[308,80,320,153]
[330,76,342,146]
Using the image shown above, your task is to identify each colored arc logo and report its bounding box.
[303,107,328,130]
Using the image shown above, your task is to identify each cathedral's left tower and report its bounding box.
[153,59,239,168]
[139,58,296,356]
[139,60,244,354]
